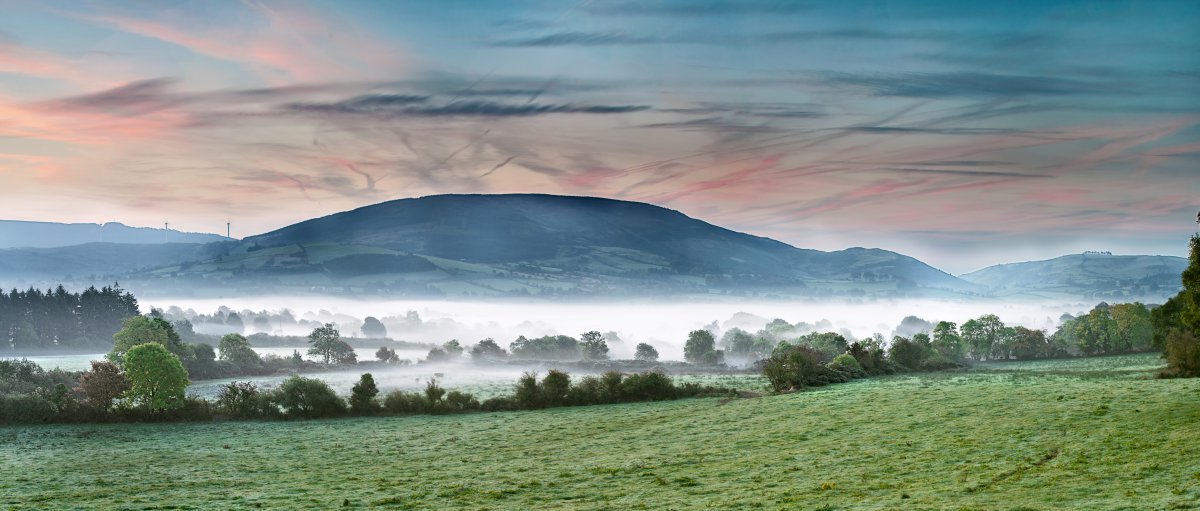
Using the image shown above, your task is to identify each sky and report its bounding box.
[0,0,1197,274]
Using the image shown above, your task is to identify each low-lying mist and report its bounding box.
[144,296,1095,362]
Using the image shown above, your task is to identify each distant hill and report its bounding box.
[0,220,229,249]
[138,194,976,298]
[0,242,232,281]
[959,253,1187,301]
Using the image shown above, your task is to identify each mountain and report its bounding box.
[0,220,229,249]
[135,194,974,298]
[959,253,1187,301]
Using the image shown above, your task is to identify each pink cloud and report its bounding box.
[87,2,410,85]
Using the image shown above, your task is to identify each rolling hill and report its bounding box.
[959,253,1187,301]
[142,194,976,298]
[0,220,229,249]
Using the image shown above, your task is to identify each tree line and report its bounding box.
[0,285,139,351]
[0,353,728,424]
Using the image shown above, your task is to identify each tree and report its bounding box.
[361,316,387,338]
[426,347,448,363]
[124,343,189,412]
[634,343,659,362]
[350,373,381,415]
[1075,306,1116,356]
[580,331,609,361]
[218,333,262,368]
[684,330,717,365]
[470,339,507,361]
[110,316,191,366]
[887,336,926,371]
[307,323,343,364]
[75,360,130,411]
[442,340,464,359]
[1010,327,1050,360]
[932,321,963,360]
[1111,302,1153,352]
[376,346,400,363]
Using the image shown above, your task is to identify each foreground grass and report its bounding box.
[2,354,1198,510]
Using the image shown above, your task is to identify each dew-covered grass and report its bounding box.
[2,353,1197,510]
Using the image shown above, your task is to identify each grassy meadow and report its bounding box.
[2,353,1198,510]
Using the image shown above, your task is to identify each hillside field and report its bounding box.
[2,354,1198,510]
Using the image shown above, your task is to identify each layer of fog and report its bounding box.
[145,296,1094,362]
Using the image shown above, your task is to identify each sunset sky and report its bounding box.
[1,0,1197,273]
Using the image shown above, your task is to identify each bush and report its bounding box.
[383,390,428,415]
[920,352,961,372]
[269,376,346,419]
[216,382,271,419]
[1163,329,1200,377]
[762,345,849,391]
[513,372,541,409]
[541,370,571,407]
[0,394,58,424]
[480,396,517,412]
[443,391,480,413]
[618,371,676,401]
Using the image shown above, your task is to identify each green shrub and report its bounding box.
[217,382,271,419]
[443,391,480,413]
[513,372,542,409]
[541,370,571,407]
[383,390,427,415]
[480,396,517,412]
[618,371,676,401]
[269,376,346,419]
[0,394,58,424]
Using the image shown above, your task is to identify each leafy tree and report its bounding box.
[887,336,927,371]
[470,338,507,361]
[1010,327,1050,360]
[426,347,448,363]
[1075,306,1115,356]
[124,343,189,412]
[792,332,849,362]
[580,331,609,360]
[218,333,262,368]
[361,316,387,338]
[1111,302,1153,352]
[961,315,1004,361]
[350,373,381,415]
[110,316,191,366]
[376,346,400,363]
[684,330,717,365]
[1164,329,1200,377]
[932,321,963,360]
[306,323,343,364]
[442,340,464,359]
[634,343,659,362]
[75,360,130,411]
[509,335,581,360]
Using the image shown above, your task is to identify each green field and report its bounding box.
[2,354,1198,510]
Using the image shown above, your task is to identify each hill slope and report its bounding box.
[152,194,974,298]
[960,253,1186,301]
[0,220,229,249]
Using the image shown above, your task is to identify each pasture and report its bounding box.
[2,353,1197,510]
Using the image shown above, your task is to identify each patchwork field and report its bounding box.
[2,354,1197,510]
